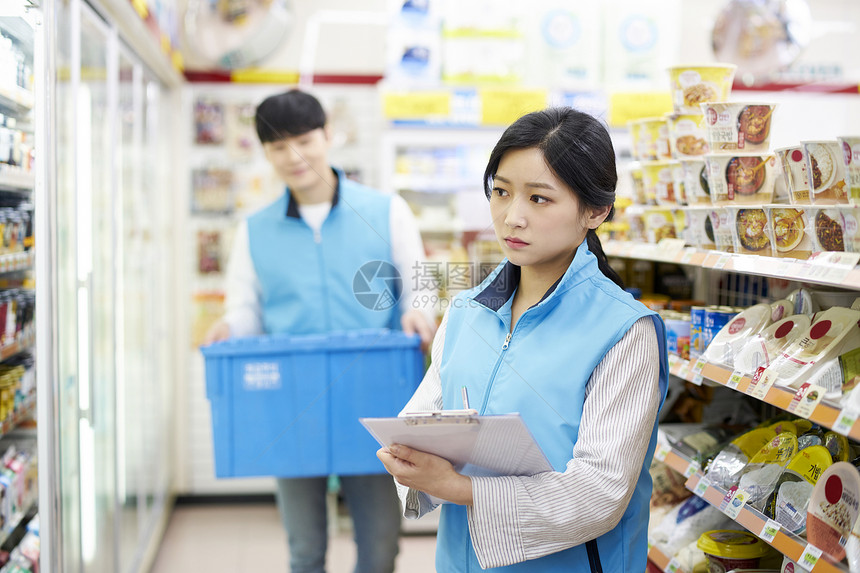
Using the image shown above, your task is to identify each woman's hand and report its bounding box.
[377,444,473,506]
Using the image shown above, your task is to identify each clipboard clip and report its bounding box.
[402,409,480,426]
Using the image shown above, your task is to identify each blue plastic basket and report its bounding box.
[201,329,424,478]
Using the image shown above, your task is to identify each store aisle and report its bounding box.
[150,501,437,572]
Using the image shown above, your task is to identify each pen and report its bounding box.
[462,386,469,410]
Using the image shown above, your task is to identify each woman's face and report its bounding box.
[489,147,606,274]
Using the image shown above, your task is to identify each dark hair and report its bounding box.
[483,107,624,288]
[255,89,327,143]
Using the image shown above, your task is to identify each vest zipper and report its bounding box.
[480,331,512,413]
[316,231,331,330]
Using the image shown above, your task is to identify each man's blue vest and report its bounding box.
[247,170,399,335]
[436,240,668,572]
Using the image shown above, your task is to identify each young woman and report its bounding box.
[378,108,668,572]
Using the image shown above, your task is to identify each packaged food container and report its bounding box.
[806,462,860,561]
[803,140,849,204]
[668,64,737,114]
[671,161,687,205]
[806,206,847,253]
[838,205,860,252]
[705,153,777,205]
[664,312,691,360]
[697,530,772,573]
[681,158,711,205]
[703,302,773,367]
[764,446,833,534]
[625,204,647,242]
[837,136,860,205]
[643,207,676,243]
[628,162,649,205]
[641,160,679,206]
[734,314,812,375]
[672,208,687,243]
[701,102,777,153]
[775,146,811,205]
[690,305,707,359]
[708,207,735,252]
[684,206,716,250]
[728,206,773,256]
[666,112,709,158]
[703,306,738,352]
[765,206,812,260]
[630,117,671,161]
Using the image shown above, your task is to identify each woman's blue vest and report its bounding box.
[436,240,668,572]
[246,170,399,335]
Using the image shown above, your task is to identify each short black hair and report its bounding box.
[255,89,327,143]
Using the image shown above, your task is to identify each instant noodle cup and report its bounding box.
[807,206,847,253]
[708,207,735,252]
[630,117,671,161]
[766,206,812,260]
[705,153,777,205]
[681,158,711,205]
[728,206,773,256]
[641,160,678,206]
[666,112,710,158]
[775,146,811,205]
[643,207,676,243]
[807,462,860,562]
[734,314,812,375]
[701,102,777,153]
[697,530,772,573]
[668,64,737,114]
[837,136,860,205]
[803,141,849,204]
[683,206,716,249]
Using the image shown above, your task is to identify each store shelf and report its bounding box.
[0,332,34,363]
[654,439,701,479]
[647,544,678,572]
[0,84,34,116]
[0,169,35,192]
[605,240,860,290]
[667,354,860,442]
[0,250,33,274]
[685,472,847,572]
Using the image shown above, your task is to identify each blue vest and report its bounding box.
[247,170,399,335]
[436,241,668,572]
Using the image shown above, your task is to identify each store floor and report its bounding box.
[150,500,437,572]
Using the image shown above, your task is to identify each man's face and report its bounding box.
[262,127,332,194]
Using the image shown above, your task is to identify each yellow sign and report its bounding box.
[608,91,673,127]
[230,69,300,84]
[480,89,547,126]
[383,92,451,120]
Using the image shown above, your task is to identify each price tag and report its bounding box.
[719,485,739,512]
[666,558,682,573]
[798,543,823,571]
[668,354,679,370]
[723,489,749,519]
[680,248,697,264]
[690,358,707,385]
[684,462,699,478]
[833,407,860,437]
[677,362,691,380]
[759,518,781,543]
[694,476,710,497]
[727,370,744,390]
[750,368,777,400]
[713,253,731,269]
[654,444,668,462]
[787,383,825,418]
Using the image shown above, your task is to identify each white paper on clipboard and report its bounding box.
[360,411,553,478]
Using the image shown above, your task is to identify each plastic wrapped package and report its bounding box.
[737,432,799,509]
[763,446,833,535]
[670,426,733,468]
[733,314,811,375]
[703,303,773,368]
[650,458,692,509]
[806,462,860,562]
[651,496,734,557]
[704,427,776,489]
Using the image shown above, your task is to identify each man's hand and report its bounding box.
[202,321,231,346]
[377,444,473,506]
[401,309,436,352]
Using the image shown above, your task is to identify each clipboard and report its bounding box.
[360,410,553,479]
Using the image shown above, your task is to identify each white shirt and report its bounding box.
[223,192,432,337]
[397,313,661,569]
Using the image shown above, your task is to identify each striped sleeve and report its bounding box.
[466,316,661,569]
[393,309,449,518]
